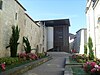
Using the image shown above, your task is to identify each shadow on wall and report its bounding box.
[47,48,62,52]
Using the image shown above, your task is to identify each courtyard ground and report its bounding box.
[22,52,72,75]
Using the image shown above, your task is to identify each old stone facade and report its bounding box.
[0,0,46,57]
[0,0,70,57]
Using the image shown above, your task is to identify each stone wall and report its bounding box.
[0,0,46,57]
[24,14,41,53]
[0,0,21,57]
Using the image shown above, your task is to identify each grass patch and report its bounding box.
[69,56,87,75]
[71,66,88,75]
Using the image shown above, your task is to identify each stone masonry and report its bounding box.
[0,0,46,57]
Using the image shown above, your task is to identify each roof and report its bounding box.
[25,13,40,27]
[76,28,87,33]
[15,0,26,11]
[35,19,70,27]
[69,33,75,40]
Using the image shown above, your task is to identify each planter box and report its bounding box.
[0,56,52,75]
[64,58,86,75]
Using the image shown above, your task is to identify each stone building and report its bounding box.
[0,0,45,57]
[86,0,100,58]
[0,0,26,57]
[0,0,70,57]
[24,13,45,53]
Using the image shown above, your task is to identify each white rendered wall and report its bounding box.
[93,1,100,58]
[47,27,53,50]
[79,30,85,54]
[86,1,95,55]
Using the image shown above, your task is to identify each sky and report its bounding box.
[19,0,86,34]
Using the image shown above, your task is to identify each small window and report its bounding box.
[98,17,100,24]
[59,36,63,39]
[24,19,26,25]
[31,24,32,29]
[0,1,3,10]
[15,13,17,20]
[92,0,96,2]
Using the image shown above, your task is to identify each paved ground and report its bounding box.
[22,52,70,75]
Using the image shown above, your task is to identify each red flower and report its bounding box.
[83,62,96,72]
[90,62,96,68]
[27,53,38,60]
[19,53,27,58]
[72,50,76,53]
[1,62,6,71]
[84,62,100,74]
[19,52,38,60]
[91,68,96,73]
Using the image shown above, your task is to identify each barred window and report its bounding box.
[0,0,3,10]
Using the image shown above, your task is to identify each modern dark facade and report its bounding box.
[37,19,70,52]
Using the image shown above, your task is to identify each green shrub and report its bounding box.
[37,53,45,58]
[23,37,31,54]
[6,25,20,57]
[88,37,94,60]
[74,54,88,63]
[0,57,19,65]
[84,44,87,55]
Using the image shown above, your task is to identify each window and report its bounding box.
[59,36,63,39]
[98,17,100,24]
[58,32,62,34]
[24,19,26,25]
[92,0,96,2]
[31,24,32,29]
[0,0,3,10]
[15,13,17,20]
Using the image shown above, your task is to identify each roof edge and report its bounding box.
[15,0,26,11]
[25,13,40,27]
